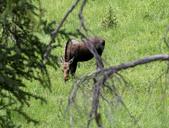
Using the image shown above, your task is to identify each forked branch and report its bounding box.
[69,54,169,127]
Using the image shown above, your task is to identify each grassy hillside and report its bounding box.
[13,0,169,127]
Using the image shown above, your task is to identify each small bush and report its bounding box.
[101,7,118,29]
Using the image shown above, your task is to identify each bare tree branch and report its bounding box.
[87,76,107,128]
[70,54,169,85]
[84,39,104,69]
[69,33,106,128]
[84,38,105,127]
[106,54,169,77]
[43,0,81,64]
[78,0,87,31]
[68,54,169,127]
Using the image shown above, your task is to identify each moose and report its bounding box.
[62,37,105,81]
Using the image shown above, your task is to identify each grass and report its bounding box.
[13,0,169,127]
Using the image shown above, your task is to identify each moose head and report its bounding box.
[62,57,74,81]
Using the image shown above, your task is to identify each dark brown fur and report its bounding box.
[63,37,105,81]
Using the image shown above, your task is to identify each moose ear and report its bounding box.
[69,57,74,64]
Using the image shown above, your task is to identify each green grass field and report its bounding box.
[13,0,169,127]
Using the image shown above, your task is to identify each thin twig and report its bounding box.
[163,25,169,48]
[78,0,88,31]
[137,70,166,122]
[0,102,15,110]
[84,38,104,69]
[105,84,141,128]
[43,0,81,64]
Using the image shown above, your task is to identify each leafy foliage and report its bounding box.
[0,0,57,127]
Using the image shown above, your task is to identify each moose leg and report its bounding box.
[70,62,77,76]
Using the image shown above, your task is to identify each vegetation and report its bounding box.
[1,0,169,127]
[0,0,58,127]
